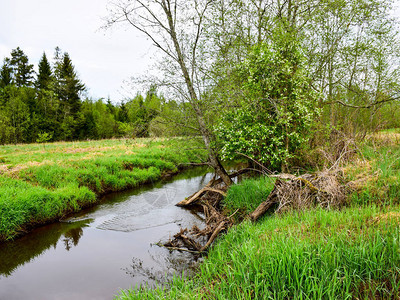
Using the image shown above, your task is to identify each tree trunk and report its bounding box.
[163,1,233,186]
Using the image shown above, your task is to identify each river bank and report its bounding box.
[0,137,207,241]
[118,131,400,299]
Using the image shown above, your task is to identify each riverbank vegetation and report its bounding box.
[117,132,400,299]
[0,138,206,241]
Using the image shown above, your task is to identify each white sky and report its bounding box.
[0,0,153,103]
[0,0,399,104]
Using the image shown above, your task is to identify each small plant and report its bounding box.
[36,132,53,149]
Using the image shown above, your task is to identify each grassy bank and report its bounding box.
[0,138,206,241]
[117,133,400,299]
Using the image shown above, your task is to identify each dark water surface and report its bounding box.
[0,167,212,300]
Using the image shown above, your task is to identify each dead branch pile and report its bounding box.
[164,168,348,254]
[250,171,348,221]
[315,132,359,169]
[163,170,249,254]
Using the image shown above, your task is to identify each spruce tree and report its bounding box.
[10,47,34,87]
[0,58,13,88]
[36,52,52,90]
[54,51,85,115]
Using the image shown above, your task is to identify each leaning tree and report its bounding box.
[106,0,234,185]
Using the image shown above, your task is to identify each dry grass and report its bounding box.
[367,131,400,147]
[373,212,400,224]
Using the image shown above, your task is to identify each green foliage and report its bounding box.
[53,51,85,116]
[0,58,13,88]
[36,52,53,90]
[36,132,53,149]
[10,47,34,87]
[215,39,318,170]
[0,47,195,144]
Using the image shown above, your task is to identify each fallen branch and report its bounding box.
[200,221,227,252]
[176,169,247,207]
[155,242,203,254]
[249,183,279,222]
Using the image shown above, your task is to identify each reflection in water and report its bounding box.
[63,227,84,251]
[123,252,201,287]
[0,219,91,276]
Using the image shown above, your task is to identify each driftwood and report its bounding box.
[165,168,347,254]
[163,170,250,253]
[176,169,248,207]
[200,221,227,252]
[249,183,279,222]
[176,186,226,206]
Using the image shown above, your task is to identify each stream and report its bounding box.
[0,167,213,300]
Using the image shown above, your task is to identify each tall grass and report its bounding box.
[223,176,275,220]
[0,137,207,241]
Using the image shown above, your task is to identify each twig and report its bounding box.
[155,242,203,254]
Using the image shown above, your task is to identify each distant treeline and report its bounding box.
[0,47,191,145]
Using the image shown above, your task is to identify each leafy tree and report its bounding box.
[215,37,318,171]
[36,131,53,149]
[5,86,31,143]
[107,0,234,185]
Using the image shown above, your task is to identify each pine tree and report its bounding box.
[36,52,52,90]
[10,47,34,87]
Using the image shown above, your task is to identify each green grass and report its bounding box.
[223,176,275,221]
[345,141,400,206]
[0,137,207,241]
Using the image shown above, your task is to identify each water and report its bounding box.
[0,167,212,300]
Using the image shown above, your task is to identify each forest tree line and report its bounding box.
[0,47,190,145]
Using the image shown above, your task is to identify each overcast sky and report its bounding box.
[0,0,153,103]
[0,0,399,104]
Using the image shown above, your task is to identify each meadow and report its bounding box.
[118,132,400,299]
[0,137,206,241]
